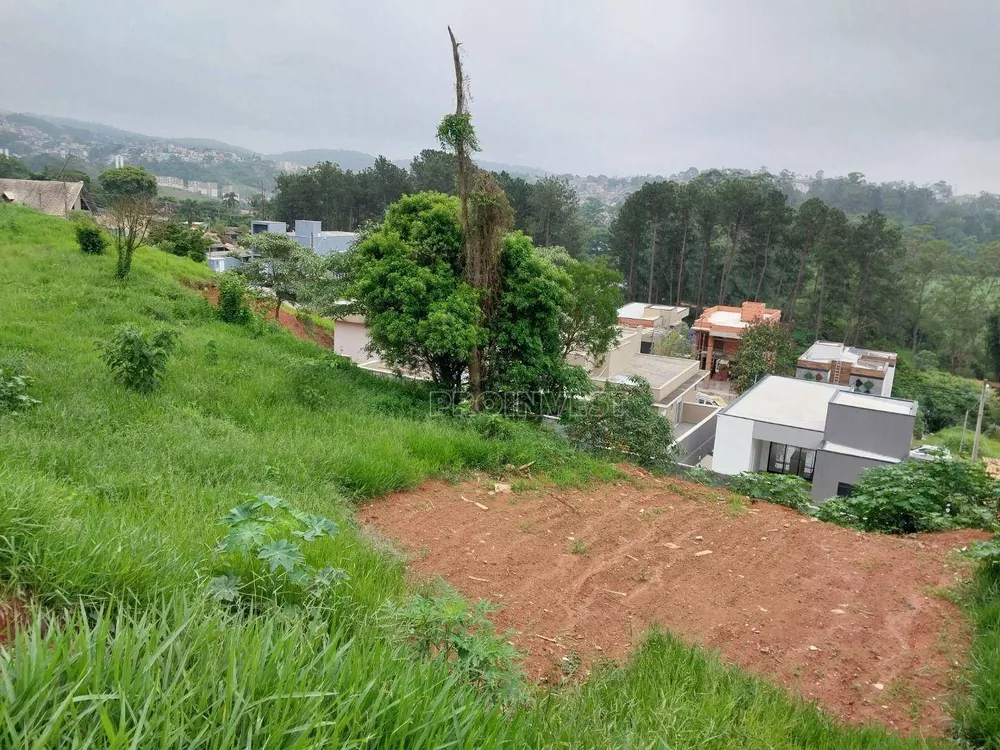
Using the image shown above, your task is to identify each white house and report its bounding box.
[711,375,917,500]
[250,219,357,257]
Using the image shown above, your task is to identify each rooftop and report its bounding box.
[722,376,842,431]
[799,341,897,371]
[830,390,916,415]
[820,441,902,463]
[693,302,781,332]
[604,353,698,390]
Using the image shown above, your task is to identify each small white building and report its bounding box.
[711,375,917,500]
[250,219,357,257]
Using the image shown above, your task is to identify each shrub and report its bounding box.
[566,376,675,470]
[217,273,250,324]
[816,459,999,533]
[388,585,524,704]
[99,325,178,395]
[207,494,348,609]
[0,368,40,413]
[728,472,813,510]
[75,224,107,255]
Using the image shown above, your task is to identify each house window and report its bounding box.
[767,443,816,481]
[836,482,854,497]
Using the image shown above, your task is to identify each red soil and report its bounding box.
[359,474,990,738]
[195,284,334,349]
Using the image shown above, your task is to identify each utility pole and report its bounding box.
[971,381,988,462]
[959,409,970,457]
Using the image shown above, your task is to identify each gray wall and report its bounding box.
[812,451,890,501]
[676,413,717,465]
[824,403,913,459]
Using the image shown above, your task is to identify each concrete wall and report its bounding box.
[812,451,890,501]
[824,402,913,460]
[334,319,371,363]
[712,415,755,474]
[675,410,718,465]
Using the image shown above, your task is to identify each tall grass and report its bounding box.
[954,558,1000,749]
[0,204,937,747]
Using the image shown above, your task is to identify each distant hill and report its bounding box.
[265,149,378,172]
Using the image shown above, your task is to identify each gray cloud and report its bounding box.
[2,0,999,191]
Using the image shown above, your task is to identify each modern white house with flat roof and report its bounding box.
[250,219,357,256]
[711,375,917,500]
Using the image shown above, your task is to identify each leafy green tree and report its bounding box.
[485,233,591,402]
[410,149,458,194]
[0,154,30,179]
[847,211,903,345]
[342,192,482,391]
[730,321,797,394]
[653,322,693,358]
[901,227,951,353]
[98,166,158,279]
[987,313,1000,381]
[566,376,675,470]
[526,177,588,257]
[537,246,623,361]
[340,192,590,401]
[243,233,324,320]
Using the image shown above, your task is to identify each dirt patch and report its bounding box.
[0,598,29,645]
[194,284,334,349]
[359,475,990,738]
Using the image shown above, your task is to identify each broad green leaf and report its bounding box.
[206,574,241,602]
[258,538,304,573]
[310,566,350,589]
[220,502,256,525]
[292,514,340,542]
[253,494,287,510]
[220,521,268,553]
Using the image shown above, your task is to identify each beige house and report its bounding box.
[0,179,92,217]
[570,327,721,463]
[617,302,689,353]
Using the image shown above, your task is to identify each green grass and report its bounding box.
[924,426,1000,459]
[953,560,1000,749]
[0,204,941,747]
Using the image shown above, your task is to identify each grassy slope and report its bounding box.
[0,204,934,747]
[954,561,1000,749]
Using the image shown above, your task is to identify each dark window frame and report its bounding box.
[767,442,816,482]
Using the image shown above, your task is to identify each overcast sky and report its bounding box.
[3,1,1000,191]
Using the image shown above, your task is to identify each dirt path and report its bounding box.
[359,474,990,738]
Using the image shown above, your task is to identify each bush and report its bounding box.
[75,224,107,255]
[207,494,348,609]
[727,472,812,510]
[816,459,999,533]
[288,355,352,409]
[99,325,178,395]
[388,585,524,704]
[566,376,675,470]
[0,368,40,413]
[217,273,250,324]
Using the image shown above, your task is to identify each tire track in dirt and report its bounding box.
[360,475,989,738]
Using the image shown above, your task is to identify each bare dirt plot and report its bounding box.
[359,474,991,738]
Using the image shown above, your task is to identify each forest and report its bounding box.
[264,154,1000,379]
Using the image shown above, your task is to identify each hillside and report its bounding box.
[0,203,936,747]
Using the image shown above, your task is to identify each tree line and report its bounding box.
[264,151,594,258]
[606,171,1000,378]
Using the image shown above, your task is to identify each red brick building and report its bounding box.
[692,301,782,378]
